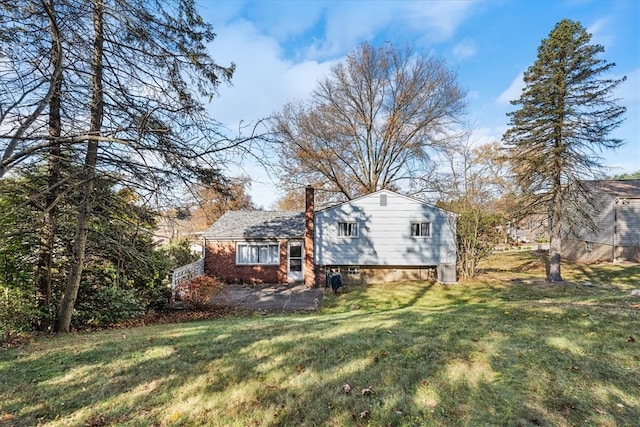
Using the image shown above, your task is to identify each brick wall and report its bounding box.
[204,240,288,284]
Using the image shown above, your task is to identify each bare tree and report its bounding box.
[271,42,466,201]
[433,134,507,278]
[190,176,254,229]
[0,0,64,178]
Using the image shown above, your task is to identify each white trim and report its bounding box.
[337,221,359,237]
[236,242,280,265]
[287,241,304,282]
[410,221,431,237]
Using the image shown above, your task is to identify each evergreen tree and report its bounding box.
[503,19,626,282]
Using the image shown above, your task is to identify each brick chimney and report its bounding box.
[304,186,315,288]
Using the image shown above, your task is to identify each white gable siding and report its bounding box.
[314,190,456,266]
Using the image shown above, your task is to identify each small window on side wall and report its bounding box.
[585,241,593,252]
[410,222,431,237]
[338,221,358,237]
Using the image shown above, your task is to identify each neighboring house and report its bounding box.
[562,180,640,263]
[203,188,457,286]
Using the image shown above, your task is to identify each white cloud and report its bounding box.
[294,1,478,61]
[202,19,337,208]
[587,18,615,49]
[206,19,332,129]
[406,0,477,42]
[497,72,525,105]
[452,39,477,60]
[304,2,398,60]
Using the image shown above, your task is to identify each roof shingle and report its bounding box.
[202,211,305,240]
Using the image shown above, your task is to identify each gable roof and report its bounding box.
[202,210,304,240]
[315,188,454,216]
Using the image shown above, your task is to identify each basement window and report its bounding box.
[347,266,360,275]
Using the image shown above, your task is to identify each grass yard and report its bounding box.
[1,252,638,426]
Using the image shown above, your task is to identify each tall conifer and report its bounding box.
[503,19,626,281]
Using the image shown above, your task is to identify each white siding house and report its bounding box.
[203,188,458,285]
[314,190,457,283]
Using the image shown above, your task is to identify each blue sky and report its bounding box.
[198,0,639,208]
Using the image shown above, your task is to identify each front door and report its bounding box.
[287,241,304,282]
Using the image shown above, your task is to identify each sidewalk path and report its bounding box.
[216,283,324,312]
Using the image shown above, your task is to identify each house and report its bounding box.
[562,180,640,263]
[202,187,457,286]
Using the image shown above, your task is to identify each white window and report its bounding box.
[338,222,358,237]
[236,243,279,265]
[410,222,431,237]
[585,241,593,253]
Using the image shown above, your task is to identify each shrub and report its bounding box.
[174,275,226,311]
[74,285,146,328]
[138,283,173,313]
[0,285,38,343]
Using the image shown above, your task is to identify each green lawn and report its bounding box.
[1,252,638,426]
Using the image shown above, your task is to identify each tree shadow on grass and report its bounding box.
[1,282,638,426]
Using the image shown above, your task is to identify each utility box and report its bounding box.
[437,263,457,284]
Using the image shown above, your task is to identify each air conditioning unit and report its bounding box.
[437,263,457,284]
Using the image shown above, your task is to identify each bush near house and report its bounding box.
[173,275,226,311]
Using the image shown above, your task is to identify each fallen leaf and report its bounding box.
[296,364,303,373]
[0,413,15,421]
[361,386,374,395]
[342,383,352,393]
[359,410,369,419]
[84,414,107,427]
[568,366,581,371]
[627,336,635,343]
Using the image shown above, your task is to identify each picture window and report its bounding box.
[236,243,279,265]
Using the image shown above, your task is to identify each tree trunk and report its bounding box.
[35,0,63,331]
[56,0,104,333]
[547,187,563,282]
